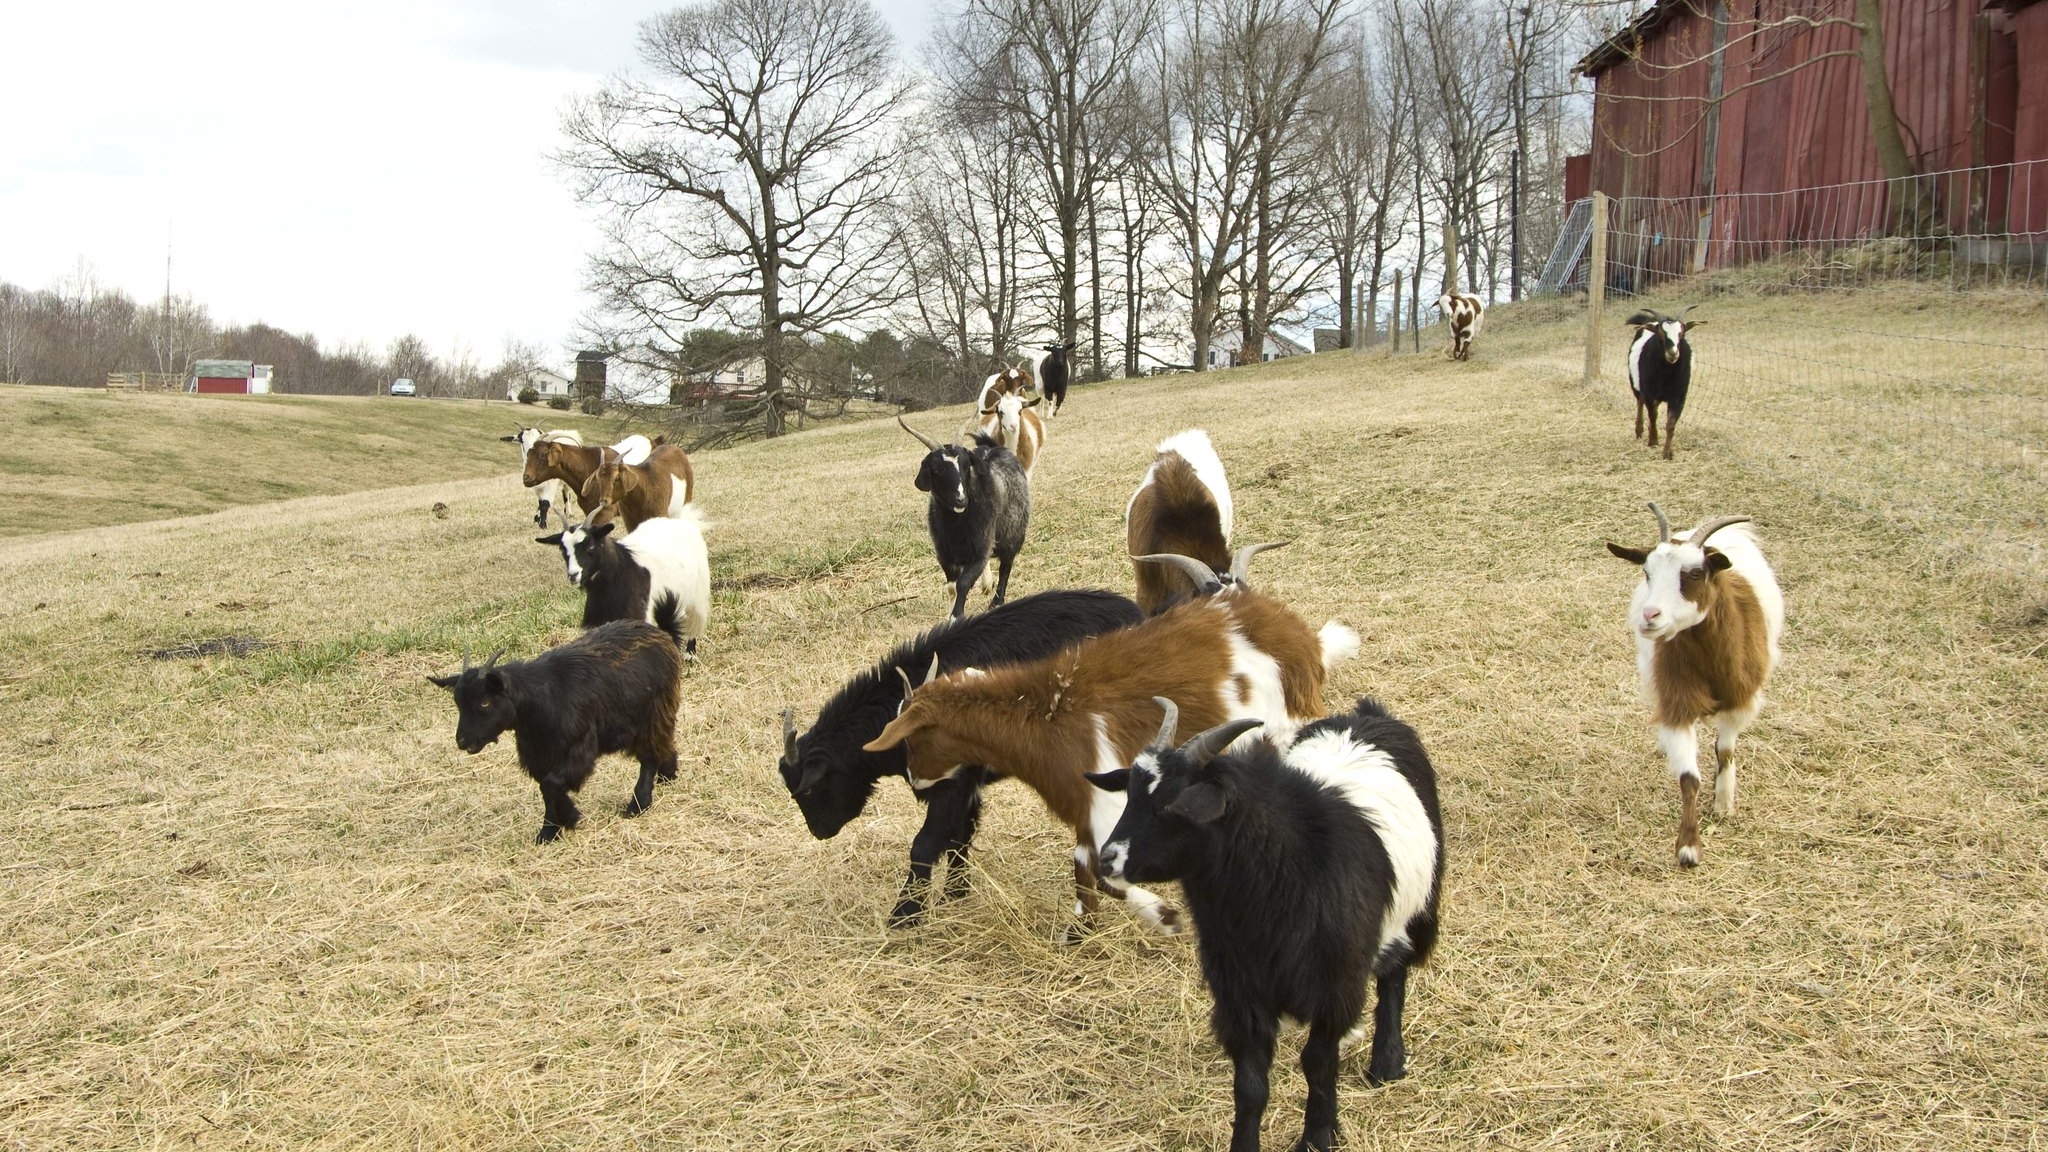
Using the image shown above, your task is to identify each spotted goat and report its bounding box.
[1607,503,1783,867]
[1437,291,1484,361]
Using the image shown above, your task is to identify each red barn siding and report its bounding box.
[1582,0,2045,253]
[194,378,250,394]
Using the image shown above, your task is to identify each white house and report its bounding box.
[507,367,573,402]
[1190,329,1313,370]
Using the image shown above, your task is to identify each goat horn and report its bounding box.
[925,654,941,685]
[1647,502,1672,543]
[462,644,472,672]
[1686,515,1752,549]
[1175,718,1266,770]
[782,707,798,760]
[482,648,505,671]
[897,415,940,452]
[1151,696,1180,748]
[1228,541,1290,583]
[1132,553,1224,595]
[895,665,916,705]
[1677,303,1699,320]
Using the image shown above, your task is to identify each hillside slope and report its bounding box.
[0,387,661,537]
[0,302,2042,1150]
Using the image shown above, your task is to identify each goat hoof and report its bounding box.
[1676,843,1701,868]
[888,899,927,928]
[1054,922,1090,947]
[535,824,564,844]
[624,797,651,817]
[1366,1058,1407,1087]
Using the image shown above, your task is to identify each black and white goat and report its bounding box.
[1437,292,1484,361]
[899,416,1030,618]
[778,589,1145,925]
[1089,697,1443,1152]
[428,616,683,842]
[1625,307,1707,460]
[536,505,710,660]
[1036,342,1074,415]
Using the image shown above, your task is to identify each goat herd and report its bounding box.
[426,323,1778,1152]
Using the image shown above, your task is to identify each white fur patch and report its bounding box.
[1628,328,1654,395]
[1317,622,1361,673]
[1285,728,1438,961]
[1221,625,1295,746]
[1098,838,1129,879]
[611,434,653,467]
[1133,751,1161,794]
[617,508,710,642]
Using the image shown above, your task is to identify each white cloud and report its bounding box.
[0,0,933,368]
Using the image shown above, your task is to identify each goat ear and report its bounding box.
[1703,547,1733,573]
[588,521,614,540]
[1606,542,1650,565]
[1682,319,1706,330]
[1022,397,1040,408]
[1085,769,1130,793]
[913,468,933,492]
[535,533,563,546]
[427,673,459,690]
[861,717,919,753]
[1166,781,1228,825]
[483,670,506,693]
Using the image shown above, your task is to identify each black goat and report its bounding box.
[899,417,1030,618]
[1037,341,1074,415]
[428,612,683,843]
[1090,697,1444,1152]
[779,589,1143,925]
[536,506,710,659]
[1625,307,1707,460]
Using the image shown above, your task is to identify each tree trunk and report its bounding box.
[1088,186,1103,381]
[1855,0,1923,235]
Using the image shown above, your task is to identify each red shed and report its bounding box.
[1575,0,2046,271]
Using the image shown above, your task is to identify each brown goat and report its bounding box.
[521,435,672,515]
[578,443,695,532]
[863,580,1359,939]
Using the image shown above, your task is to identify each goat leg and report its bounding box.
[1224,1021,1278,1152]
[625,751,669,816]
[1365,967,1410,1085]
[1634,398,1645,441]
[990,552,1015,609]
[1662,410,1677,460]
[941,780,986,902]
[1676,773,1703,867]
[1297,1017,1347,1152]
[1057,839,1101,945]
[1646,403,1660,448]
[891,805,952,927]
[536,779,581,844]
[950,559,986,619]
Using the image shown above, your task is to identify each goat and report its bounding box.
[976,391,1045,480]
[579,442,695,532]
[898,416,1030,618]
[536,504,710,660]
[1437,292,1484,361]
[520,435,674,518]
[1607,503,1783,867]
[778,589,1145,925]
[428,614,682,843]
[1125,430,1284,615]
[862,566,1360,939]
[1624,307,1707,459]
[975,362,1035,412]
[1035,342,1074,415]
[1088,696,1442,1152]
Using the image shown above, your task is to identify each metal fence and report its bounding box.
[1554,162,2047,586]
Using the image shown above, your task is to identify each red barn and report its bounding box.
[188,360,273,395]
[1573,0,2047,275]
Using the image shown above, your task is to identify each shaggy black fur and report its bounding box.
[1038,342,1074,415]
[779,589,1142,925]
[430,608,684,843]
[1089,699,1444,1152]
[913,433,1031,618]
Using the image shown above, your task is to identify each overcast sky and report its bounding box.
[0,0,939,369]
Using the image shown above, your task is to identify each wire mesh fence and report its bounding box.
[1539,162,2047,586]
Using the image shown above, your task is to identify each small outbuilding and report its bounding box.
[189,361,272,394]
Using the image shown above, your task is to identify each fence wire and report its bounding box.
[1545,161,2047,585]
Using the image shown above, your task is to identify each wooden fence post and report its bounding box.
[1583,192,1609,388]
[1389,274,1403,357]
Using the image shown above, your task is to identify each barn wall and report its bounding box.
[194,378,250,394]
[1586,0,2042,247]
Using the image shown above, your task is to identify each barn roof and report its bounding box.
[1574,0,1699,79]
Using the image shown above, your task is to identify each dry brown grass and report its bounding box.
[2,299,2044,1150]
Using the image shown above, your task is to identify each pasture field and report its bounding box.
[0,386,655,538]
[2,297,2045,1150]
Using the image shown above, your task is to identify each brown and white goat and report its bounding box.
[1126,430,1289,616]
[1607,503,1784,867]
[579,443,695,532]
[863,573,1360,938]
[977,392,1045,479]
[1438,292,1484,361]
[522,436,675,516]
[976,362,1035,412]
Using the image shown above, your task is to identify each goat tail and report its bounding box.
[650,593,685,649]
[1317,621,1361,674]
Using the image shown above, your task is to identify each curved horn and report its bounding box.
[897,415,940,452]
[462,644,472,672]
[1686,515,1752,549]
[1151,696,1180,749]
[782,707,798,761]
[895,666,916,710]
[1647,502,1672,543]
[925,654,941,685]
[1228,541,1290,583]
[1175,718,1266,769]
[1677,303,1700,321]
[482,648,506,671]
[1132,553,1224,595]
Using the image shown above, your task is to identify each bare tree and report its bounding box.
[0,284,34,384]
[561,0,910,439]
[1315,28,1411,347]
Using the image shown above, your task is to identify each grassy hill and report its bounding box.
[0,299,2043,1149]
[0,387,663,537]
